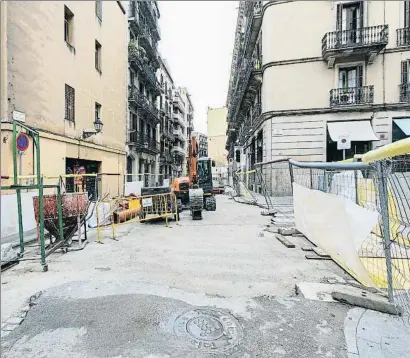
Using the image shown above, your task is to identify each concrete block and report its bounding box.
[6,316,24,326]
[1,243,18,264]
[301,247,314,251]
[295,282,341,302]
[331,286,401,315]
[278,227,296,236]
[261,209,276,216]
[312,247,330,258]
[275,234,295,248]
[305,254,331,260]
[2,324,18,331]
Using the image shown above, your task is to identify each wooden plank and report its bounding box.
[292,233,305,237]
[275,234,296,248]
[305,254,331,260]
[301,247,314,252]
[312,247,330,258]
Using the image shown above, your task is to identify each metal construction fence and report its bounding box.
[242,138,410,316]
[95,192,179,242]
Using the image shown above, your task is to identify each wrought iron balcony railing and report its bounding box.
[399,83,410,102]
[329,86,374,107]
[128,46,161,95]
[322,25,388,57]
[171,146,186,157]
[160,124,175,141]
[128,131,160,154]
[397,28,410,47]
[160,152,173,164]
[128,85,160,123]
[173,128,185,140]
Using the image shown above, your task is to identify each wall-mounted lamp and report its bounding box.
[83,118,103,139]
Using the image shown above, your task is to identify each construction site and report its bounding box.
[0,118,409,357]
[1,1,410,357]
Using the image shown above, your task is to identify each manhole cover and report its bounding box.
[173,307,243,352]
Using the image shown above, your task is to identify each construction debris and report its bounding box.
[278,227,297,236]
[275,234,296,248]
[331,286,402,315]
[305,254,332,260]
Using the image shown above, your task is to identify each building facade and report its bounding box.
[226,1,410,169]
[0,1,127,237]
[126,0,161,187]
[158,57,175,183]
[193,132,208,158]
[207,107,228,166]
[1,0,127,193]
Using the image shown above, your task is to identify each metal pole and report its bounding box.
[56,185,64,243]
[36,134,47,271]
[12,122,25,254]
[288,161,294,195]
[376,162,394,302]
[354,170,359,205]
[343,149,346,161]
[310,169,313,189]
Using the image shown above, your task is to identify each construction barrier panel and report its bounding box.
[96,192,179,243]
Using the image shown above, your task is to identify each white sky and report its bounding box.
[158,1,238,134]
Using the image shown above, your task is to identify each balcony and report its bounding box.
[399,83,410,102]
[243,2,263,57]
[128,46,161,96]
[397,28,410,47]
[173,92,185,112]
[140,1,160,41]
[173,128,185,141]
[128,131,160,155]
[160,124,175,141]
[171,145,186,158]
[322,25,388,68]
[251,103,263,131]
[173,111,185,126]
[128,85,160,124]
[160,152,173,165]
[329,86,374,107]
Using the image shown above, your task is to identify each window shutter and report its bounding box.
[357,65,363,87]
[401,60,409,84]
[358,1,364,28]
[336,4,342,30]
[405,1,410,28]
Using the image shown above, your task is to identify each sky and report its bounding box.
[158,1,238,134]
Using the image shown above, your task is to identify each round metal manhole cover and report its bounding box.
[173,307,243,352]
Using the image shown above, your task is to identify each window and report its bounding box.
[95,103,101,122]
[337,65,363,104]
[95,40,102,72]
[336,2,363,45]
[65,84,75,122]
[95,0,102,22]
[400,60,410,101]
[64,6,74,44]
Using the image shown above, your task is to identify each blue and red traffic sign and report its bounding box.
[16,133,30,152]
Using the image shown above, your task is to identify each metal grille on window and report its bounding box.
[65,84,75,122]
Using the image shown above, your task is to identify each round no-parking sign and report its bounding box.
[16,133,30,152]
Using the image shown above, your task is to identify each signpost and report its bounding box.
[16,133,30,183]
[337,134,351,160]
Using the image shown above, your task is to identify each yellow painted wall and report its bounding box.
[207,107,228,165]
[2,1,127,196]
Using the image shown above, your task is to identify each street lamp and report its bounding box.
[83,118,104,139]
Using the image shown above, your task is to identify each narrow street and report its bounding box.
[1,195,355,357]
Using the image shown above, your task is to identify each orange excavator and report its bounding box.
[172,135,216,219]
